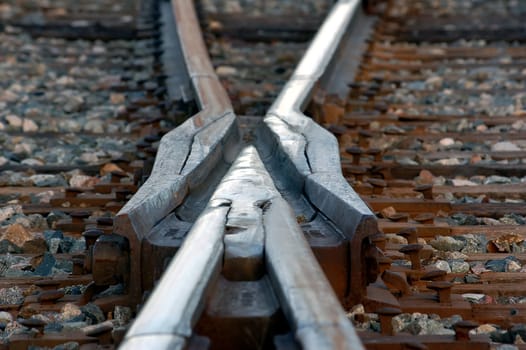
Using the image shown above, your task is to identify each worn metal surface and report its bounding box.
[114,0,240,301]
[124,146,365,349]
[0,0,415,348]
[120,0,380,348]
[265,198,364,350]
[120,205,228,349]
[261,0,379,306]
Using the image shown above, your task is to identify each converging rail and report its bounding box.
[261,0,378,305]
[114,0,239,303]
[120,0,374,349]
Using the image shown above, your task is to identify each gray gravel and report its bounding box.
[0,31,147,167]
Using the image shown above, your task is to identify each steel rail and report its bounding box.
[122,144,365,349]
[261,0,378,306]
[119,204,228,349]
[120,0,371,349]
[114,0,240,301]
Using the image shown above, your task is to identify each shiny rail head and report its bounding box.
[122,146,275,348]
[122,146,364,349]
[293,0,361,80]
[121,205,228,345]
[264,197,365,350]
[269,0,362,115]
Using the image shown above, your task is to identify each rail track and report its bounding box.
[120,0,368,348]
[0,0,525,349]
[312,0,526,349]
